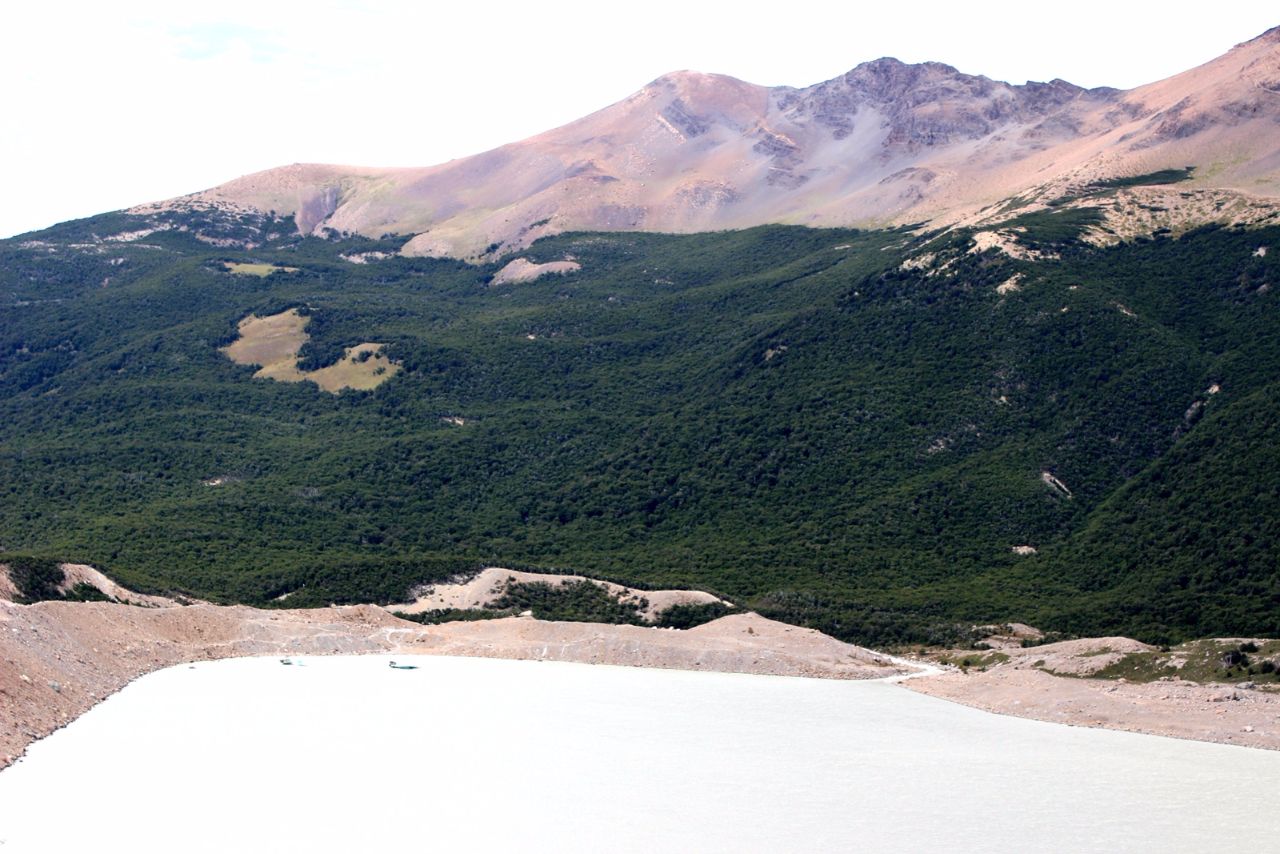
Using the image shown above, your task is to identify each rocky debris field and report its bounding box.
[910,634,1280,750]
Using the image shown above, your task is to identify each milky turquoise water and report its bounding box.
[1,654,1277,853]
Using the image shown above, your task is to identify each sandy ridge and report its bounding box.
[389,566,726,621]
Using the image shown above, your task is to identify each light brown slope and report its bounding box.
[138,27,1280,258]
[387,566,726,621]
[0,562,185,608]
[907,637,1280,751]
[957,24,1280,222]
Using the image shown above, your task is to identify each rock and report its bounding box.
[490,258,581,286]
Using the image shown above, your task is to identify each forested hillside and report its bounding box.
[2,205,1276,645]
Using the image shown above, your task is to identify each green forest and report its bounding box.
[1,202,1277,646]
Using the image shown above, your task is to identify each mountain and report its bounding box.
[3,31,1280,649]
[136,27,1280,258]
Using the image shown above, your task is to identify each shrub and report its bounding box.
[8,557,66,603]
[1221,650,1249,668]
[654,601,735,629]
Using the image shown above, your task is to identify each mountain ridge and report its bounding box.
[130,26,1280,258]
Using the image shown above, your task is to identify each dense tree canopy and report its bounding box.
[2,205,1277,645]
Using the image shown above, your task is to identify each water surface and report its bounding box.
[1,655,1276,852]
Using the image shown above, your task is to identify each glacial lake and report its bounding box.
[1,654,1278,853]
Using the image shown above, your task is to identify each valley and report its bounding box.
[2,24,1280,793]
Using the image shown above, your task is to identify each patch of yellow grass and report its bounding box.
[293,343,399,392]
[221,309,399,393]
[223,262,300,277]
[222,309,310,368]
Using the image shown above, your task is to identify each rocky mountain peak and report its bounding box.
[840,57,976,101]
[838,56,1097,109]
[782,56,1106,145]
[149,28,1280,258]
[631,69,769,138]
[1240,24,1280,47]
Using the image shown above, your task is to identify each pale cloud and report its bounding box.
[170,23,285,63]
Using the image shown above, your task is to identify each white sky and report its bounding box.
[1,1,1275,237]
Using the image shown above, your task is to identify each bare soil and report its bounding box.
[390,567,725,621]
[490,257,581,285]
[908,667,1280,751]
[140,31,1280,260]
[909,635,1280,751]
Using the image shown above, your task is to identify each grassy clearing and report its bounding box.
[298,343,399,392]
[221,309,309,369]
[221,309,399,392]
[223,262,299,276]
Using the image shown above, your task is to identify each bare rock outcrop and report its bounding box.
[489,258,581,285]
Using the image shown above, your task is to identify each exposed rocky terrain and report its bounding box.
[387,567,726,621]
[133,27,1280,258]
[489,257,583,285]
[908,637,1280,751]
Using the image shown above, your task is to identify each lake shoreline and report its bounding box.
[0,599,905,768]
[3,598,1278,774]
[4,652,1278,853]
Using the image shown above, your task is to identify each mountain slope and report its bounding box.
[136,27,1280,258]
[3,200,1278,645]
